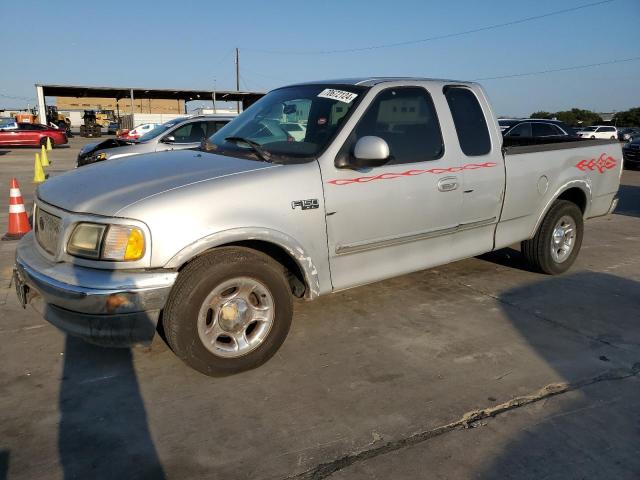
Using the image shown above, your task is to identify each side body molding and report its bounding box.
[164,227,321,299]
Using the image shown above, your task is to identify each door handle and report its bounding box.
[437,176,459,192]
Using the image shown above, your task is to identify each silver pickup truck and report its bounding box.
[14,78,622,375]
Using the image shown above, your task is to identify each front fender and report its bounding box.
[164,227,321,299]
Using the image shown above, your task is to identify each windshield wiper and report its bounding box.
[225,136,272,163]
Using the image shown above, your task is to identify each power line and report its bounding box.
[243,0,615,55]
[473,56,640,81]
[0,93,34,101]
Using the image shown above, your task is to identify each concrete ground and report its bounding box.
[0,138,638,480]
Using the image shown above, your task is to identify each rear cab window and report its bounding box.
[444,86,491,156]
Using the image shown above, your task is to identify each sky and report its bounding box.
[1,0,639,116]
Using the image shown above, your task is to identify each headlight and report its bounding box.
[96,152,107,161]
[67,223,106,258]
[67,223,145,261]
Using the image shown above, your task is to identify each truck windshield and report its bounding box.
[138,118,186,142]
[208,84,367,160]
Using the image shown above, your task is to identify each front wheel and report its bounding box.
[163,247,293,376]
[521,200,584,275]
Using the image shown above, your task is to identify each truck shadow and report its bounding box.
[58,336,166,480]
[53,261,166,479]
[479,271,640,478]
[0,449,8,480]
[614,184,640,218]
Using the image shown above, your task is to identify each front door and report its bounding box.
[321,86,463,291]
[157,121,208,152]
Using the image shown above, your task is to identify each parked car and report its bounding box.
[77,115,235,167]
[576,125,618,139]
[618,127,640,142]
[500,119,579,142]
[497,118,520,133]
[0,122,67,147]
[0,117,18,130]
[117,123,159,141]
[107,121,120,135]
[14,78,621,376]
[622,138,640,169]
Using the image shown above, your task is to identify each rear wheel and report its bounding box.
[79,125,87,137]
[163,247,293,376]
[521,200,583,275]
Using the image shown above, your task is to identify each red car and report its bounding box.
[0,123,68,147]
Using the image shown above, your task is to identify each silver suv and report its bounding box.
[76,114,236,167]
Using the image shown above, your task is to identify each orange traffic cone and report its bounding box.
[2,178,31,241]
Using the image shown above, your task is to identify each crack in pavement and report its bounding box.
[286,363,640,480]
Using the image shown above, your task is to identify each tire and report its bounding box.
[610,136,616,140]
[79,125,87,137]
[521,200,584,275]
[590,135,596,139]
[163,247,293,376]
[40,137,52,148]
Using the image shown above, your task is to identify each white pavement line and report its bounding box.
[0,324,46,334]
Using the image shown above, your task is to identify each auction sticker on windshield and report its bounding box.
[318,89,358,103]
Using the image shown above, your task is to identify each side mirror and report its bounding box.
[162,135,175,143]
[335,136,391,169]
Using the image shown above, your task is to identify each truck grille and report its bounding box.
[35,206,62,255]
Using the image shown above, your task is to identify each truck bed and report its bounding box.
[495,138,622,250]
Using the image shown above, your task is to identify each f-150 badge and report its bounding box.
[291,199,319,210]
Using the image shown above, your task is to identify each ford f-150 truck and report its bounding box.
[13,78,622,375]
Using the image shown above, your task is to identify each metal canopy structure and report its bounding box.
[34,83,264,123]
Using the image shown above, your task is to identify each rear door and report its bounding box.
[322,85,463,290]
[533,123,563,138]
[443,85,505,256]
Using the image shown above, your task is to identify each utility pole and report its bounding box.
[235,47,240,113]
[212,78,217,114]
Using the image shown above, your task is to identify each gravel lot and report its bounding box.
[1,137,639,479]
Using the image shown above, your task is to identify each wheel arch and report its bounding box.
[530,181,591,239]
[165,228,320,299]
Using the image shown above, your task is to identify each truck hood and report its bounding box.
[38,150,276,216]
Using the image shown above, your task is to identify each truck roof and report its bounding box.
[289,77,475,87]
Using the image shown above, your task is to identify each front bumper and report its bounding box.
[14,232,178,346]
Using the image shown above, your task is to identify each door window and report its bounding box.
[206,121,228,137]
[532,123,562,137]
[506,122,532,137]
[444,87,491,156]
[349,87,444,164]
[170,121,207,143]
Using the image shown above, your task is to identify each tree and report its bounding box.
[613,108,640,127]
[555,108,603,126]
[530,111,553,119]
